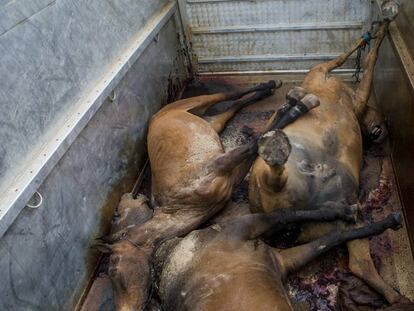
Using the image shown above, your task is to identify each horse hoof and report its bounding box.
[389,212,403,231]
[300,93,321,111]
[258,130,291,166]
[286,87,307,103]
[381,0,400,21]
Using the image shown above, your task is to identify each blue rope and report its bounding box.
[362,32,372,46]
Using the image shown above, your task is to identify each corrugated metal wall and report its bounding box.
[179,0,373,73]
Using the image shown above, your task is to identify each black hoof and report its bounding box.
[343,204,358,223]
[258,130,291,166]
[389,212,403,231]
[274,80,283,89]
[287,87,307,103]
[300,94,321,111]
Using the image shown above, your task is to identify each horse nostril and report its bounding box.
[108,267,118,277]
[111,255,120,265]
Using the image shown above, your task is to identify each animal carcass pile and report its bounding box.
[94,2,414,310]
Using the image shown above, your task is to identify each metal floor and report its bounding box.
[80,75,414,311]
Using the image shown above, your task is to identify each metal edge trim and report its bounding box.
[387,22,414,90]
[0,1,177,238]
[198,54,356,64]
[192,22,363,34]
[187,0,271,3]
[197,69,357,75]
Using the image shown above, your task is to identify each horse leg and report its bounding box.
[204,88,275,133]
[161,80,279,115]
[277,213,402,279]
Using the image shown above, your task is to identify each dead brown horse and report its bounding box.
[98,80,321,310]
[248,2,408,306]
[154,206,402,310]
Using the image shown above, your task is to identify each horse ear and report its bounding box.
[92,241,114,254]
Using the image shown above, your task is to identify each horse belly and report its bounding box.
[148,114,224,205]
[281,100,361,208]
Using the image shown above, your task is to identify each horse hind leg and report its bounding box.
[353,21,390,143]
[204,87,276,133]
[163,80,280,116]
[311,35,369,74]
[347,237,403,304]
[353,21,389,119]
[277,213,402,280]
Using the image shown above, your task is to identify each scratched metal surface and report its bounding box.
[179,0,373,72]
[0,13,188,311]
[186,0,371,27]
[0,0,166,205]
[374,31,414,257]
[396,0,414,59]
[192,29,364,58]
[0,0,56,36]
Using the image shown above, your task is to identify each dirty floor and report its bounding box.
[80,75,414,311]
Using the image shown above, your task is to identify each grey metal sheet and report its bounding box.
[0,0,56,36]
[198,57,356,73]
[374,20,414,250]
[186,0,371,27]
[179,0,372,72]
[192,28,364,58]
[0,15,188,311]
[0,1,177,238]
[396,0,414,60]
